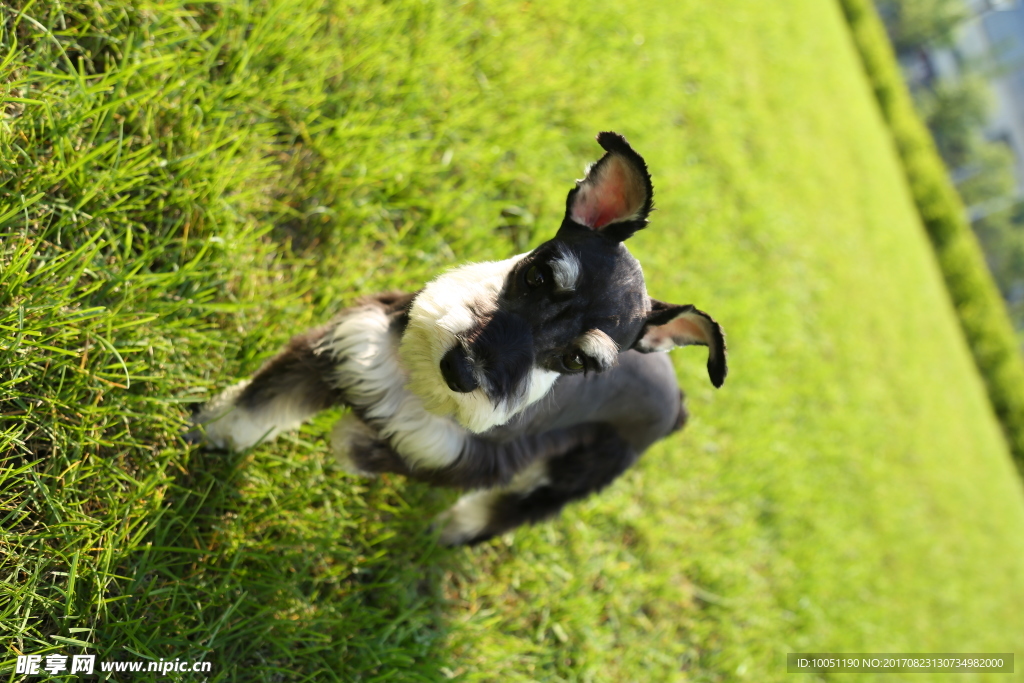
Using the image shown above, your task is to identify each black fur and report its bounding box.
[465,423,637,545]
[470,310,535,403]
[190,132,727,546]
[237,326,340,413]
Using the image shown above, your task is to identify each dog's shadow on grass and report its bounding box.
[153,412,466,681]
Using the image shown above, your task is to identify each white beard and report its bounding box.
[399,254,559,434]
[319,305,466,470]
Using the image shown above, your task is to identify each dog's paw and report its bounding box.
[331,415,409,477]
[187,381,253,451]
[182,403,218,449]
[182,426,204,447]
[433,490,500,546]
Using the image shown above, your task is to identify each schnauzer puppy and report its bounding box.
[191,131,727,546]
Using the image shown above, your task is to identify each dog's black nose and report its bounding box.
[440,346,478,393]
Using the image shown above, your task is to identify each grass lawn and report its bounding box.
[3,0,1024,681]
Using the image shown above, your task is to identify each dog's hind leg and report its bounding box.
[189,325,343,450]
[436,423,639,546]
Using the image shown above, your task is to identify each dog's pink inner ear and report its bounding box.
[640,314,712,352]
[571,155,647,229]
[636,304,727,387]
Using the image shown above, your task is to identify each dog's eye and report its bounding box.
[562,350,585,372]
[525,264,544,288]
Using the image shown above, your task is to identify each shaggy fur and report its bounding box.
[190,132,727,545]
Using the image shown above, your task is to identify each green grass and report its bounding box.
[839,0,1024,472]
[3,1,1024,681]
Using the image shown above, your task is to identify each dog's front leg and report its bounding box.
[189,325,343,450]
[332,414,593,490]
[332,417,640,546]
[331,414,412,478]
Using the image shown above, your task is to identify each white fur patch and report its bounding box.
[400,254,560,434]
[509,457,552,492]
[550,247,581,292]
[577,329,619,370]
[437,459,551,545]
[195,380,312,450]
[319,305,467,470]
[437,489,497,545]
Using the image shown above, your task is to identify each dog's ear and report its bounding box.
[633,300,727,388]
[564,131,654,242]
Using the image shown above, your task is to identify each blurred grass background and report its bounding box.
[840,0,1024,473]
[2,0,1024,681]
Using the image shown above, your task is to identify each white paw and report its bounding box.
[435,490,498,546]
[191,381,252,450]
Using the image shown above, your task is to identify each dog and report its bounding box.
[190,131,727,546]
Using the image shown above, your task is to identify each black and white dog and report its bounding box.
[191,132,727,546]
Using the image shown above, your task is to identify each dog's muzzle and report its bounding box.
[438,310,535,402]
[440,346,478,393]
